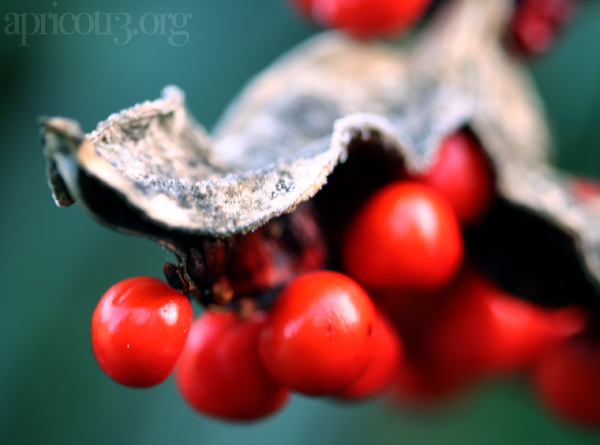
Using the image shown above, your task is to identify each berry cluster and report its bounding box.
[290,0,579,57]
[175,271,404,420]
[87,1,596,428]
[90,129,600,427]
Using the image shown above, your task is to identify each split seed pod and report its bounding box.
[41,0,600,316]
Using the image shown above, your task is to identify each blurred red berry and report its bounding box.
[510,0,575,55]
[416,271,499,385]
[417,131,495,225]
[570,176,600,202]
[291,0,431,38]
[534,334,600,426]
[407,269,584,388]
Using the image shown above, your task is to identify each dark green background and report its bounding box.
[2,0,600,443]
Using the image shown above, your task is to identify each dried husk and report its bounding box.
[41,0,600,308]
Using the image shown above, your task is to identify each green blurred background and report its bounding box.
[2,0,600,443]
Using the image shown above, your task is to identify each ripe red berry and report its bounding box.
[486,297,587,373]
[510,0,575,55]
[337,311,403,399]
[414,269,586,382]
[570,176,600,202]
[534,334,600,426]
[417,131,494,225]
[91,276,193,388]
[414,271,497,386]
[391,271,552,404]
[176,310,289,421]
[342,182,463,292]
[259,271,377,395]
[292,0,431,38]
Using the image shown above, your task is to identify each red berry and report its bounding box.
[570,176,600,202]
[510,0,575,56]
[259,271,377,395]
[342,182,463,292]
[390,273,528,405]
[545,305,589,342]
[337,311,404,399]
[490,297,557,372]
[293,0,431,38]
[176,310,289,421]
[487,297,587,373]
[534,334,600,426]
[91,276,193,388]
[417,131,494,225]
[512,8,556,54]
[414,269,586,382]
[416,271,498,385]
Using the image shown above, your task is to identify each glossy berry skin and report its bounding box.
[534,334,600,426]
[259,271,377,396]
[91,276,193,388]
[292,0,432,38]
[418,131,494,225]
[337,311,403,399]
[342,182,463,292]
[176,311,289,421]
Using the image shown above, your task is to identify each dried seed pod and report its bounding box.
[41,0,600,313]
